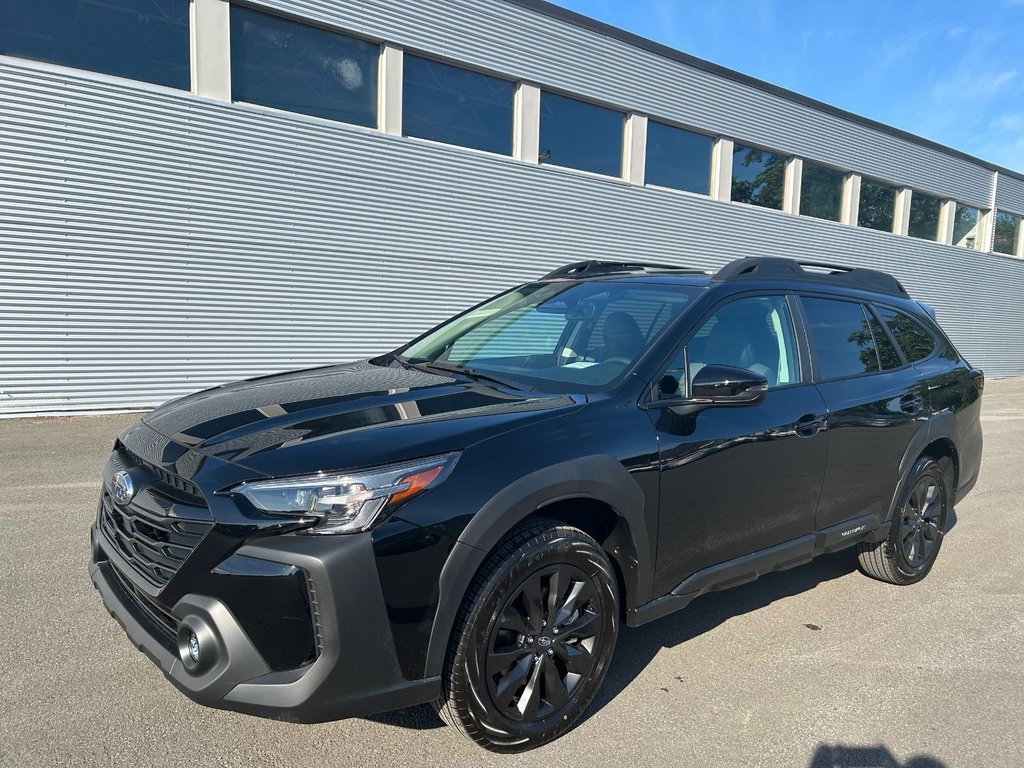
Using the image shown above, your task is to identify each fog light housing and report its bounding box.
[186,630,200,664]
[177,617,216,674]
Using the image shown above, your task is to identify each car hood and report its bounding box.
[141,361,582,476]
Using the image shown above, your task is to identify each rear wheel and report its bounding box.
[858,456,949,585]
[434,519,619,752]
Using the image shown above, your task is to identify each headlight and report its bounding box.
[231,452,460,535]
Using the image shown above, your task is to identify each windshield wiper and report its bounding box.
[410,360,535,392]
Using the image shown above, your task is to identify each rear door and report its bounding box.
[799,295,931,533]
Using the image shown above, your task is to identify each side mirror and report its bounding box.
[691,364,768,404]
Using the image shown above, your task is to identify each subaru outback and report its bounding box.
[90,256,983,751]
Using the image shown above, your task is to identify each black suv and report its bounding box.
[90,257,983,752]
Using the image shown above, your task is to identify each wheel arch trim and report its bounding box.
[888,416,961,524]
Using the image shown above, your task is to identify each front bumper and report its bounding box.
[90,524,441,723]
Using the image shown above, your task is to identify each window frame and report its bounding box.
[644,291,809,408]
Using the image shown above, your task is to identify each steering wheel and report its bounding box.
[604,356,632,366]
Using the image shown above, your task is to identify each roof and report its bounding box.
[508,0,1024,183]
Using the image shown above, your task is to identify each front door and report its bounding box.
[648,294,828,596]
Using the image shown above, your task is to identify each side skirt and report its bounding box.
[627,515,886,628]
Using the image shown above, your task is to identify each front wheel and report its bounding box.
[858,456,950,585]
[434,519,619,752]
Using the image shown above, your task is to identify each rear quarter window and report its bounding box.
[874,306,936,362]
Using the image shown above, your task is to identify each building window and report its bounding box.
[230,7,379,127]
[402,55,515,155]
[539,92,625,177]
[800,163,844,222]
[952,204,981,250]
[731,145,786,210]
[908,192,941,241]
[644,121,712,195]
[858,178,897,233]
[994,211,1023,256]
[0,0,190,89]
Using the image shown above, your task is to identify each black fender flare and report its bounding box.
[423,454,651,679]
[886,413,959,524]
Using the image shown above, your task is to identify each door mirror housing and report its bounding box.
[690,364,768,404]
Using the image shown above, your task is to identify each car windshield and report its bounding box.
[399,280,701,392]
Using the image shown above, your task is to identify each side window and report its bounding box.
[874,306,936,362]
[654,296,799,401]
[802,297,881,379]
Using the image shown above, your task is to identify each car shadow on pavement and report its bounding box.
[582,547,862,723]
[809,743,947,767]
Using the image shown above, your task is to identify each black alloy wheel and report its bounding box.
[486,564,604,722]
[900,475,943,567]
[435,519,619,752]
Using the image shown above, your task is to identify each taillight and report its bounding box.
[970,368,985,392]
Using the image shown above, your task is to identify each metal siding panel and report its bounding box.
[245,0,997,207]
[1,59,1022,416]
[995,173,1024,215]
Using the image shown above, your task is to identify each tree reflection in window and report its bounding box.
[731,145,786,210]
[858,179,897,233]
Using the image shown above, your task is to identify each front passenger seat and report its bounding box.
[695,317,777,386]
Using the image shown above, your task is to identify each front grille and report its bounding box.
[108,562,179,646]
[99,490,213,587]
[118,446,204,503]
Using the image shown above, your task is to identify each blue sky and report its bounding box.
[553,0,1024,172]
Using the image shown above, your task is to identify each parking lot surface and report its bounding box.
[1,380,1022,768]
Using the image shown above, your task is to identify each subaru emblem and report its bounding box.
[112,470,135,506]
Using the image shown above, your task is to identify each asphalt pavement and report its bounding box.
[1,380,1022,767]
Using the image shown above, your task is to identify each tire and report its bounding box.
[434,518,619,752]
[858,456,950,585]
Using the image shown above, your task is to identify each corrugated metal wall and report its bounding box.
[251,0,996,207]
[995,172,1024,215]
[1,0,1023,416]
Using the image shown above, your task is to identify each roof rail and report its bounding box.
[542,260,709,280]
[710,257,910,299]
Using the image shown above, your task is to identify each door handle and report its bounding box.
[794,413,825,438]
[899,394,924,415]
